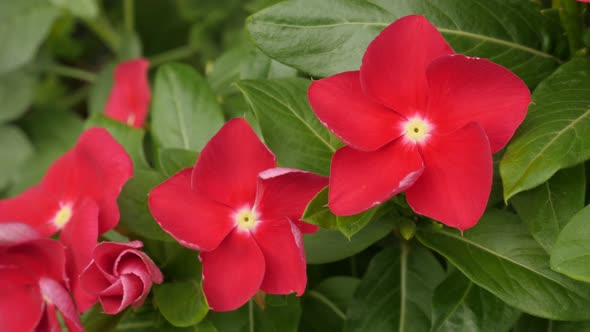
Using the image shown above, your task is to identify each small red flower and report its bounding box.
[104,59,151,128]
[0,223,83,332]
[308,15,531,230]
[79,241,163,314]
[0,127,133,311]
[148,119,327,311]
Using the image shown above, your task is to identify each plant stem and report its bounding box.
[148,45,199,68]
[124,0,135,35]
[555,0,584,56]
[32,63,97,83]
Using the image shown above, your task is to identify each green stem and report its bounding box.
[32,64,96,83]
[83,14,121,53]
[398,240,409,332]
[124,0,135,35]
[148,45,199,68]
[555,0,584,56]
[249,300,255,332]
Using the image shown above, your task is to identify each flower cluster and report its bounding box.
[0,14,530,328]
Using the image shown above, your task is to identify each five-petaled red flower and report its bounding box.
[148,119,327,311]
[79,241,163,314]
[0,223,84,332]
[0,127,133,311]
[104,58,151,128]
[308,15,531,230]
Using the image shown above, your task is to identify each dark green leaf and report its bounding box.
[88,63,115,115]
[301,276,360,332]
[236,78,341,175]
[0,126,33,191]
[417,209,590,320]
[512,164,585,252]
[154,281,209,327]
[0,0,59,74]
[346,245,445,332]
[157,148,198,177]
[501,58,590,200]
[151,63,225,151]
[304,208,397,264]
[303,187,389,238]
[118,169,174,242]
[85,113,150,170]
[514,314,590,332]
[430,268,520,332]
[551,204,590,282]
[0,70,36,123]
[49,0,97,18]
[247,0,560,86]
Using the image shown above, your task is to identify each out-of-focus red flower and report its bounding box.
[578,0,590,3]
[79,241,162,315]
[0,127,133,311]
[308,15,531,230]
[148,119,327,311]
[104,59,151,128]
[0,223,84,332]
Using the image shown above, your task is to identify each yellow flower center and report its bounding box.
[235,209,258,231]
[53,205,73,228]
[403,118,431,143]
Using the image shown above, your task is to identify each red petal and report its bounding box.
[0,280,43,332]
[4,238,67,283]
[42,127,133,233]
[406,123,492,230]
[79,262,112,295]
[192,118,275,209]
[200,229,265,311]
[328,140,424,216]
[308,71,405,151]
[105,59,151,128]
[0,222,41,246]
[99,274,143,314]
[39,277,84,332]
[149,168,236,251]
[0,187,61,236]
[254,168,327,233]
[252,219,306,295]
[360,15,454,115]
[60,199,100,312]
[425,55,531,152]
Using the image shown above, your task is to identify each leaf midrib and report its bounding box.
[251,20,560,62]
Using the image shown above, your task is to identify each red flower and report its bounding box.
[79,241,162,314]
[0,223,83,332]
[308,15,531,230]
[0,127,133,311]
[104,59,151,128]
[148,119,327,311]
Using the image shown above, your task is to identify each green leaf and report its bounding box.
[0,126,33,191]
[82,304,126,332]
[154,281,209,327]
[0,70,37,123]
[118,169,174,242]
[551,204,590,282]
[304,208,396,264]
[0,0,59,74]
[247,0,560,86]
[152,63,225,151]
[346,245,445,332]
[236,78,341,175]
[514,315,590,332]
[512,164,586,252]
[9,110,83,195]
[49,0,97,18]
[209,295,301,332]
[430,268,520,332]
[501,58,590,200]
[302,187,387,238]
[157,148,198,177]
[301,276,360,332]
[416,209,590,320]
[85,113,150,170]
